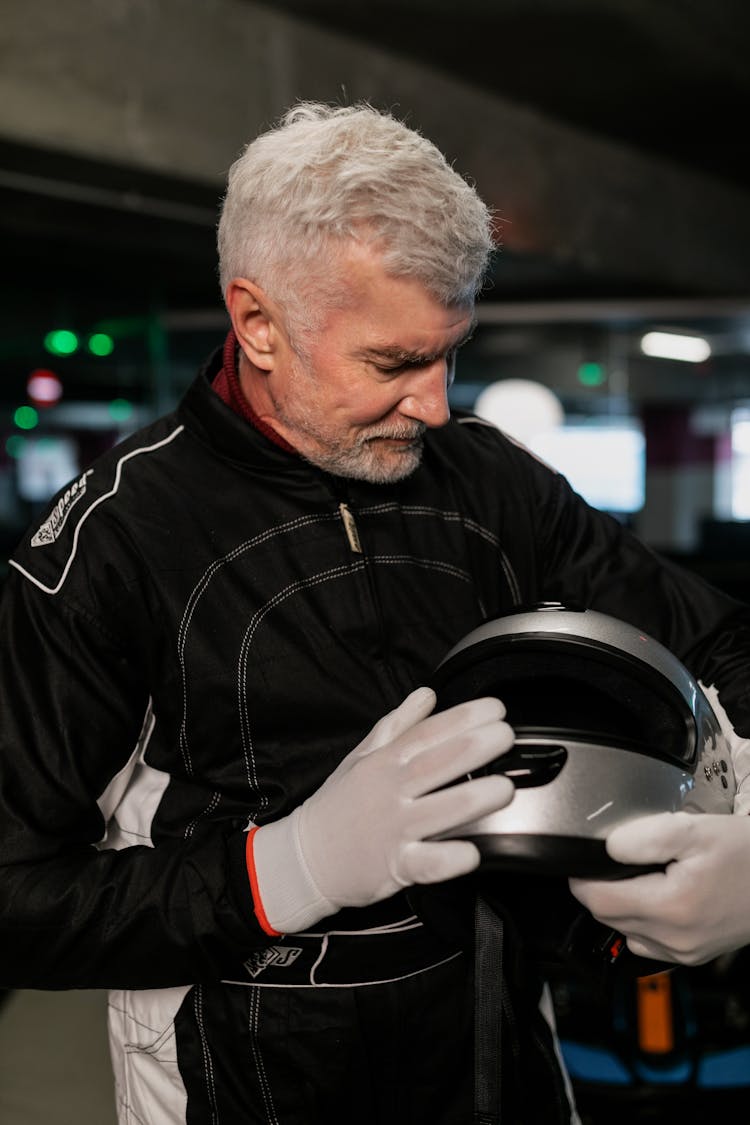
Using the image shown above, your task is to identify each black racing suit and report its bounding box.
[1,342,749,1124]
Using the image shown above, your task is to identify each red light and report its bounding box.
[608,936,625,962]
[27,369,63,407]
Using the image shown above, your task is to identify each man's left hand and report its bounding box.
[569,811,750,965]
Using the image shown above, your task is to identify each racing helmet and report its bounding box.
[430,603,735,879]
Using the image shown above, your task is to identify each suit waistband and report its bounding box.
[222,913,463,988]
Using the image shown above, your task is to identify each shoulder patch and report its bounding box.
[11,424,185,596]
[31,470,94,547]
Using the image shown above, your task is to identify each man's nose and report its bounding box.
[397,360,452,429]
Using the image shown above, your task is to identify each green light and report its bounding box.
[5,435,26,458]
[108,398,133,423]
[44,329,79,356]
[14,405,39,430]
[577,362,606,387]
[88,332,115,357]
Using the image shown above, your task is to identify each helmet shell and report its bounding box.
[430,604,735,877]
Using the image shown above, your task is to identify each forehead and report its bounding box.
[323,240,476,352]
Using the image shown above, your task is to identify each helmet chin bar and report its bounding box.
[469,832,664,880]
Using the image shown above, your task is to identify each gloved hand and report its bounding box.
[570,811,750,965]
[250,687,514,934]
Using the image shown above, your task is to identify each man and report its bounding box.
[0,101,749,1125]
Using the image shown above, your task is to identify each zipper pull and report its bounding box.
[339,502,363,554]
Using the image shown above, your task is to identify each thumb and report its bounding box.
[356,687,437,756]
[606,811,693,866]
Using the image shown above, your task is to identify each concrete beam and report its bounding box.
[2,0,750,294]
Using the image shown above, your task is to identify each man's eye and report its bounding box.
[373,353,457,376]
[374,362,408,375]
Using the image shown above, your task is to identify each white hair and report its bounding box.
[217,102,495,340]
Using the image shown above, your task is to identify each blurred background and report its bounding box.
[1,0,750,1121]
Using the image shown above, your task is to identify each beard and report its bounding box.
[293,418,426,483]
[272,362,428,483]
[321,423,426,483]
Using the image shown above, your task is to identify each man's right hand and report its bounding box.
[248,687,514,934]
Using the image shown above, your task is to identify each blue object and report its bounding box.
[697,1046,750,1088]
[560,1041,633,1086]
[634,1059,693,1085]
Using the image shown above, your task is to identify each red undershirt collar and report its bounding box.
[212,330,297,454]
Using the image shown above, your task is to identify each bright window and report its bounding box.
[530,422,645,514]
[731,409,750,520]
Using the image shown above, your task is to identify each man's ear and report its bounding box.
[225,279,278,372]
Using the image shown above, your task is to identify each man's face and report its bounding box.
[245,242,475,483]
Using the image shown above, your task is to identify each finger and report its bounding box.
[398,838,482,886]
[568,870,670,929]
[396,696,507,763]
[624,934,681,965]
[605,812,692,866]
[405,719,514,796]
[359,687,437,754]
[411,773,515,839]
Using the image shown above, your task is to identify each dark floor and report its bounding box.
[1,985,747,1123]
[0,990,117,1125]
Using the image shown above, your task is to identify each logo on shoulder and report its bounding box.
[31,471,94,547]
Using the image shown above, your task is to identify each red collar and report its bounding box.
[212,331,297,454]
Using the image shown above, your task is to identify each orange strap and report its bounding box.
[245,827,283,937]
[636,971,674,1055]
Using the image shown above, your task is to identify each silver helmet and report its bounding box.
[431,604,735,878]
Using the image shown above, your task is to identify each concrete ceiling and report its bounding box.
[264,0,750,193]
[255,0,750,410]
[1,0,749,411]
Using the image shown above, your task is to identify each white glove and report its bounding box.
[250,687,514,934]
[570,811,750,965]
[701,682,750,812]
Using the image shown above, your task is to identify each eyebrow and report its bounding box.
[358,322,477,366]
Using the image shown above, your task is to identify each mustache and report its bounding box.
[361,422,427,443]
